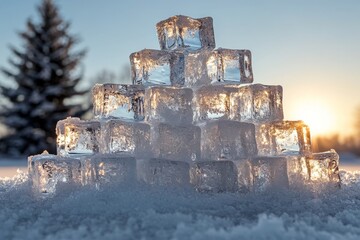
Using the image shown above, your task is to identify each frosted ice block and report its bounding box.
[201,120,257,160]
[151,123,201,162]
[156,15,215,51]
[102,119,151,158]
[286,155,310,187]
[233,160,252,192]
[190,161,237,192]
[230,84,283,123]
[29,152,81,195]
[145,86,193,124]
[137,158,190,186]
[81,154,136,187]
[92,84,145,120]
[56,117,101,157]
[130,49,184,86]
[251,156,289,192]
[256,121,311,156]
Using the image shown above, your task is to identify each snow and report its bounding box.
[1,158,360,239]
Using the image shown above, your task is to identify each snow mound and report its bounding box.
[1,171,360,239]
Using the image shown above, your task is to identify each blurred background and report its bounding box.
[1,0,360,175]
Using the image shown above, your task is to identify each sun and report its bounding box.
[290,100,334,136]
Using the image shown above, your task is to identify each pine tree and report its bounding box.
[0,0,88,155]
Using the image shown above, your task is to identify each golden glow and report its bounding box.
[291,100,334,136]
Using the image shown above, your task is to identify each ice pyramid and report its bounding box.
[28,15,341,196]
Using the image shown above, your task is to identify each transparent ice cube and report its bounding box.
[190,161,237,192]
[255,121,311,156]
[56,117,101,157]
[213,48,253,83]
[29,153,81,195]
[229,84,283,123]
[130,49,184,86]
[184,49,253,87]
[251,156,289,192]
[92,84,145,120]
[145,86,193,124]
[308,149,341,186]
[137,158,190,186]
[193,85,237,122]
[81,154,136,188]
[201,120,257,160]
[156,15,215,51]
[102,119,151,158]
[151,123,201,162]
[130,48,253,87]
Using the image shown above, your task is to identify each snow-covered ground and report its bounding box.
[1,154,360,239]
[0,157,27,178]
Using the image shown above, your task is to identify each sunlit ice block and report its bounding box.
[184,49,253,87]
[193,85,239,122]
[211,48,253,83]
[145,86,193,124]
[190,160,237,192]
[255,121,312,156]
[151,123,201,162]
[156,15,215,51]
[200,120,257,160]
[28,152,81,196]
[56,117,101,157]
[308,149,341,186]
[92,84,145,120]
[137,158,190,186]
[183,49,214,87]
[81,154,136,188]
[101,119,151,159]
[130,49,184,86]
[250,156,289,193]
[229,84,283,123]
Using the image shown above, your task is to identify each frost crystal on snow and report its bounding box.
[28,15,341,196]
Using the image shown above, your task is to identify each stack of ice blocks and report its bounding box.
[28,15,340,196]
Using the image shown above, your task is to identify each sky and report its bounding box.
[0,0,360,137]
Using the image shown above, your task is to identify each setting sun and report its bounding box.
[290,100,335,136]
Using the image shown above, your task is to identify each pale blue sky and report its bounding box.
[1,0,360,136]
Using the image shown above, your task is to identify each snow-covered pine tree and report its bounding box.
[0,0,88,155]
